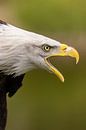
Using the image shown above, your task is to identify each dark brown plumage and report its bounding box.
[0,20,7,25]
[0,74,25,130]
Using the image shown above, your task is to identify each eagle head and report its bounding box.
[0,21,79,82]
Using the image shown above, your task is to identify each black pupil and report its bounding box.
[45,46,49,50]
[42,44,51,52]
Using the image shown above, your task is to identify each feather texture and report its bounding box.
[0,21,60,76]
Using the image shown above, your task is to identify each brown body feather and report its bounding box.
[0,74,25,130]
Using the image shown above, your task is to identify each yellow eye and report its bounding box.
[42,44,51,52]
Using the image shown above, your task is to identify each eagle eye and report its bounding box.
[42,44,51,52]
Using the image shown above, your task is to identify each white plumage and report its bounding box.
[0,22,61,76]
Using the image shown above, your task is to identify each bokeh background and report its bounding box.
[0,0,86,130]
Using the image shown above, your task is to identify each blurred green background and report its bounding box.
[0,0,86,130]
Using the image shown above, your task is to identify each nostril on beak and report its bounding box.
[60,44,68,51]
[62,47,67,51]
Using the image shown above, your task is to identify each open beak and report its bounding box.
[45,44,79,82]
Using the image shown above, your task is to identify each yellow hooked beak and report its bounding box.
[45,44,79,82]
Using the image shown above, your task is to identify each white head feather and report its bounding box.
[0,22,61,76]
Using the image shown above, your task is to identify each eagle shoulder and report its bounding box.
[0,73,25,97]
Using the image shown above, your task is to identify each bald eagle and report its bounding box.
[0,20,79,130]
